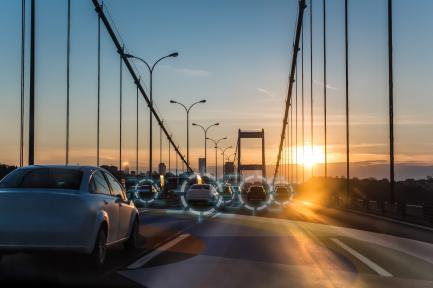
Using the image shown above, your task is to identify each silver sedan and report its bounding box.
[0,165,140,266]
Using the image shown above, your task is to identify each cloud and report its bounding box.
[170,67,211,77]
[314,80,339,90]
[256,88,273,96]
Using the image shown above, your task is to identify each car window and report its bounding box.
[0,167,82,190]
[105,173,126,200]
[90,171,111,195]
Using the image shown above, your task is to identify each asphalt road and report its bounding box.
[2,201,433,287]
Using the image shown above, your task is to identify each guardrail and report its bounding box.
[335,198,433,227]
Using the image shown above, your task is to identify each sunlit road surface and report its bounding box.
[3,202,433,287]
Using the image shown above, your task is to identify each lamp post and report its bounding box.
[170,99,206,170]
[206,137,227,180]
[192,122,219,174]
[226,152,236,163]
[219,146,232,181]
[124,52,178,178]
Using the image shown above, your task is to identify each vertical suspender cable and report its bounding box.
[286,113,292,182]
[310,0,314,179]
[302,23,305,183]
[345,0,350,200]
[295,65,298,184]
[96,2,101,166]
[323,0,327,178]
[169,135,171,173]
[159,126,162,168]
[176,147,178,176]
[290,87,294,183]
[388,0,395,203]
[119,48,123,171]
[66,0,70,165]
[28,0,35,166]
[136,78,139,174]
[20,0,25,167]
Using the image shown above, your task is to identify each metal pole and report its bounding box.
[136,79,139,174]
[295,65,298,184]
[215,145,218,180]
[323,0,328,178]
[310,0,314,179]
[119,49,123,171]
[345,0,350,200]
[96,2,101,166]
[290,99,293,182]
[160,125,162,166]
[29,0,35,166]
[302,20,305,183]
[169,136,171,173]
[187,111,190,170]
[66,0,70,165]
[388,0,395,203]
[20,0,25,167]
[204,130,207,173]
[149,70,153,177]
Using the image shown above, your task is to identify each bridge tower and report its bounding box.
[237,129,266,183]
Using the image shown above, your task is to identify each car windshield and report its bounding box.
[0,168,82,190]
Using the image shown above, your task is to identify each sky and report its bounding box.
[1,0,433,180]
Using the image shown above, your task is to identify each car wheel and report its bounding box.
[124,218,139,250]
[91,227,107,266]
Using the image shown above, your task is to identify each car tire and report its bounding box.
[124,218,139,250]
[90,227,107,267]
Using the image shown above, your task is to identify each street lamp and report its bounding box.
[192,122,219,174]
[219,146,232,181]
[124,52,178,178]
[206,137,227,180]
[226,152,236,163]
[170,99,206,170]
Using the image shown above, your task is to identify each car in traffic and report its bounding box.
[127,184,159,207]
[0,165,140,266]
[246,185,267,203]
[185,184,218,206]
[274,184,293,203]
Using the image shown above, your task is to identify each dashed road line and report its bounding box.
[331,238,393,277]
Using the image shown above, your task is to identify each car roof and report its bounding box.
[25,164,95,170]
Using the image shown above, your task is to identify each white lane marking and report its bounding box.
[211,212,221,218]
[331,238,393,277]
[127,233,190,269]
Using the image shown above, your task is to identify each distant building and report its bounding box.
[198,158,206,175]
[158,162,166,175]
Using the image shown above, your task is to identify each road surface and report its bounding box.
[2,202,433,287]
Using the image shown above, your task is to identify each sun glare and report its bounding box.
[288,144,325,168]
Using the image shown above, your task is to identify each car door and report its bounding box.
[105,172,132,240]
[91,170,119,243]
